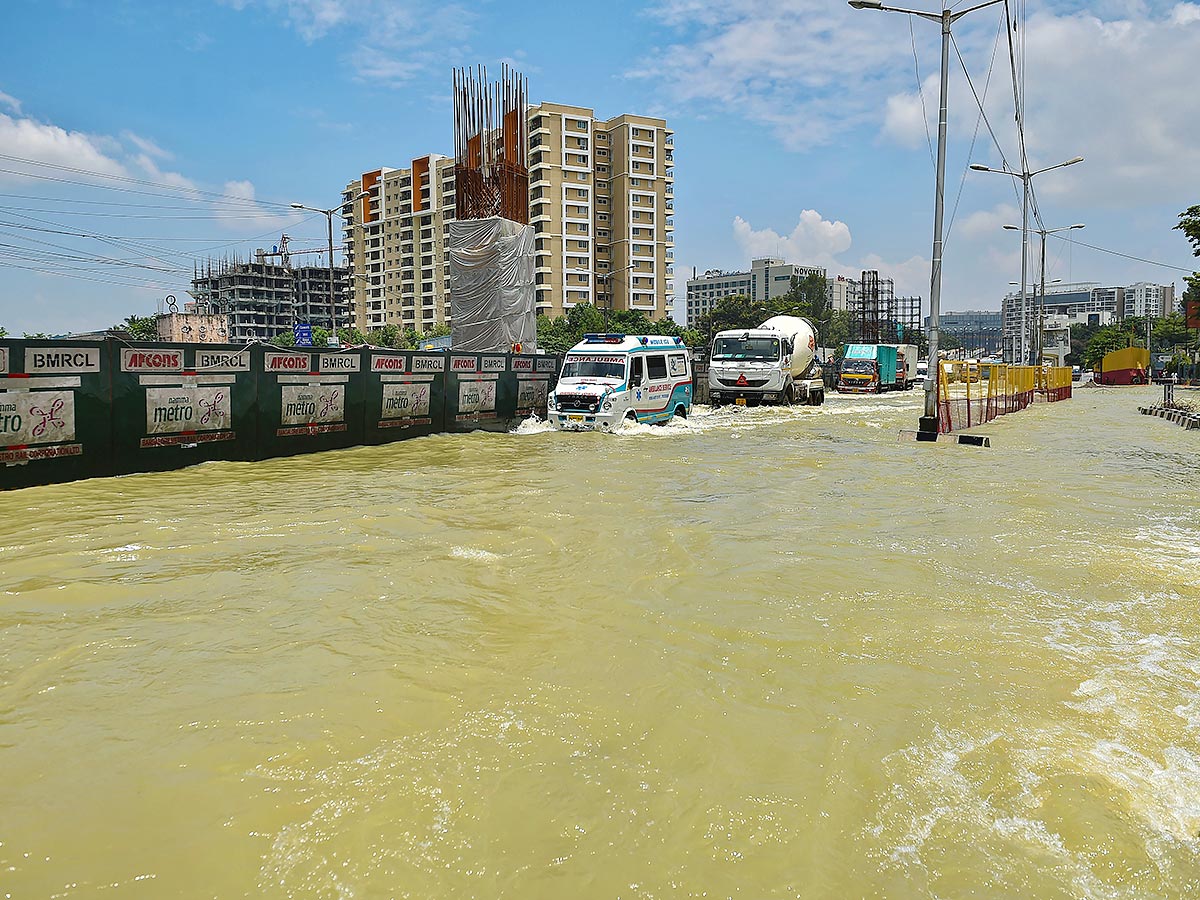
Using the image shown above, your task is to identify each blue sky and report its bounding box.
[1,0,1198,335]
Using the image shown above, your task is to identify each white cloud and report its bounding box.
[0,112,129,180]
[732,210,852,269]
[1172,2,1200,25]
[878,7,1200,207]
[731,211,932,299]
[0,91,20,114]
[956,203,1021,240]
[122,131,172,160]
[227,0,474,86]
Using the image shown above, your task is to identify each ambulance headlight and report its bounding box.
[603,400,613,410]
[547,394,557,409]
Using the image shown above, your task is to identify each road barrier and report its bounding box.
[937,361,1071,434]
[0,337,561,490]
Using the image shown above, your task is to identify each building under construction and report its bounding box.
[190,250,351,344]
[849,270,922,345]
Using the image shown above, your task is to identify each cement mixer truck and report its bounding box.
[708,315,825,406]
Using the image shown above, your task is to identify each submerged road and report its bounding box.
[2,387,1198,898]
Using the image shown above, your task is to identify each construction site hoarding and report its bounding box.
[363,350,446,444]
[110,343,258,474]
[0,340,111,489]
[443,352,517,433]
[449,217,536,353]
[255,348,366,458]
[511,354,554,421]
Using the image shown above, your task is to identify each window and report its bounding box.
[630,356,644,385]
[647,355,668,380]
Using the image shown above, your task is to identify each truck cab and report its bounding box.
[548,334,692,431]
[708,316,825,406]
[837,343,900,393]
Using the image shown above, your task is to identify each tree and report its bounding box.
[0,326,7,339]
[113,315,157,341]
[1175,205,1200,256]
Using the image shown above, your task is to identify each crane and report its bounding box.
[253,234,333,268]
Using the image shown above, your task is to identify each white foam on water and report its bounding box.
[511,415,553,435]
[450,546,501,562]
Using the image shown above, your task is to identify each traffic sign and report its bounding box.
[294,323,313,347]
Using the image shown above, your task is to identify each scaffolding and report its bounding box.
[849,270,921,344]
[190,255,351,344]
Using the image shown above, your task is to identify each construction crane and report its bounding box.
[253,234,332,269]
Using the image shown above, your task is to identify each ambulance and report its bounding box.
[548,334,693,431]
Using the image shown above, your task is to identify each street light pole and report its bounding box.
[971,158,1083,363]
[291,190,369,347]
[1003,222,1083,364]
[848,0,1005,435]
[599,262,638,331]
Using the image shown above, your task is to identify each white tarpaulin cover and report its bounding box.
[449,217,537,353]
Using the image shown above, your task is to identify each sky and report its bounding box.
[0,0,1198,336]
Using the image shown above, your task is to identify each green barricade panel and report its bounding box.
[363,350,446,444]
[511,354,553,422]
[110,343,258,474]
[0,340,112,489]
[256,348,366,459]
[444,353,513,433]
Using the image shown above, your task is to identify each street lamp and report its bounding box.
[848,0,1005,436]
[970,157,1083,363]
[1004,222,1083,363]
[598,262,638,331]
[291,190,369,347]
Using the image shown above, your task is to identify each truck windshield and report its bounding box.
[560,358,625,379]
[712,337,780,361]
[841,358,876,374]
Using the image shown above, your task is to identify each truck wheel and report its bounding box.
[674,405,687,420]
[810,390,824,406]
[783,384,795,405]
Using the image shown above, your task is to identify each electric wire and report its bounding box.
[909,16,937,168]
[1045,233,1196,273]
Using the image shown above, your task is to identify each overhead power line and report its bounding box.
[1046,232,1196,273]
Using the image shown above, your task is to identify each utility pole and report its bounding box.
[848,0,1005,436]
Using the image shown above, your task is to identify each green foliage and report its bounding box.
[1176,205,1200,257]
[536,303,702,353]
[0,326,7,339]
[113,315,158,341]
[22,332,48,339]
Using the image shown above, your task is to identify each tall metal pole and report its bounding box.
[1020,175,1030,364]
[326,209,338,346]
[1038,227,1047,364]
[920,8,951,433]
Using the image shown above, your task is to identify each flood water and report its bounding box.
[2,386,1198,899]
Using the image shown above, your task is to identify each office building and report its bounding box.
[683,258,826,326]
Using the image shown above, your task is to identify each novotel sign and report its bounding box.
[121,348,184,372]
[25,346,102,374]
[265,352,313,372]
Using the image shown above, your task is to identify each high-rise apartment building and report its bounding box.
[342,102,675,332]
[343,154,457,333]
[1123,282,1175,318]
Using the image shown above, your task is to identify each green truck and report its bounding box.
[837,343,900,393]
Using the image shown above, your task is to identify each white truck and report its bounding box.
[708,315,825,406]
[886,344,920,389]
